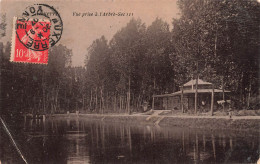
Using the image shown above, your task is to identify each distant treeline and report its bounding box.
[0,0,259,115]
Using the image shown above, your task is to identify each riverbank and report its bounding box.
[48,111,260,132]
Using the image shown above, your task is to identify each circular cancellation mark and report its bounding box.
[16,4,63,51]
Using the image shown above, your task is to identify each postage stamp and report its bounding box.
[10,4,63,64]
[10,17,50,64]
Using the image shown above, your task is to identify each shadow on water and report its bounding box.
[0,117,259,163]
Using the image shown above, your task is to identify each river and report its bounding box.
[0,117,259,163]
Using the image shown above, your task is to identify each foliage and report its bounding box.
[0,43,73,115]
[172,0,260,105]
[1,0,259,115]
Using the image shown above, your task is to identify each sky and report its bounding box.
[0,0,179,66]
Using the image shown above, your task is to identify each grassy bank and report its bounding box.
[49,112,260,132]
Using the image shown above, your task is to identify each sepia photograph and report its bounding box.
[0,0,259,163]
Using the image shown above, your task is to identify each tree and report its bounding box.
[144,18,173,94]
[86,36,111,113]
[110,18,146,113]
[172,0,260,109]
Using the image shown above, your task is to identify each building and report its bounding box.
[152,79,230,112]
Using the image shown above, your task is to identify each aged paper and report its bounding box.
[0,0,259,163]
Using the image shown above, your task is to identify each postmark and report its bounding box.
[10,4,63,64]
[16,17,51,51]
[21,4,63,48]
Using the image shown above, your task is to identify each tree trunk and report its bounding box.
[55,86,59,112]
[153,65,156,91]
[247,74,252,108]
[152,95,155,110]
[119,95,121,112]
[222,76,225,112]
[214,25,218,57]
[137,93,141,110]
[42,88,46,114]
[114,94,117,112]
[42,71,46,114]
[82,94,85,111]
[90,88,93,110]
[128,75,131,114]
[240,72,244,106]
[100,86,104,114]
[95,87,98,112]
[195,63,198,114]
[181,86,184,113]
[211,85,214,116]
[100,87,102,113]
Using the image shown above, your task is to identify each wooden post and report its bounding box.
[211,85,214,116]
[195,77,198,114]
[152,95,155,110]
[181,86,184,113]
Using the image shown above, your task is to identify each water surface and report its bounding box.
[0,117,259,163]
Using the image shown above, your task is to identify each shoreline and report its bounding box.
[47,113,260,132]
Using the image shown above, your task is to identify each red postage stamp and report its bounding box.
[10,17,51,64]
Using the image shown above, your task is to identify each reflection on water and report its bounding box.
[0,117,259,163]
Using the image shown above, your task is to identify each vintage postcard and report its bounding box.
[0,0,259,163]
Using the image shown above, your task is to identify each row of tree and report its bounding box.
[0,0,259,115]
[84,0,259,113]
[0,43,75,115]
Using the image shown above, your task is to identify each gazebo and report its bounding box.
[152,79,230,113]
